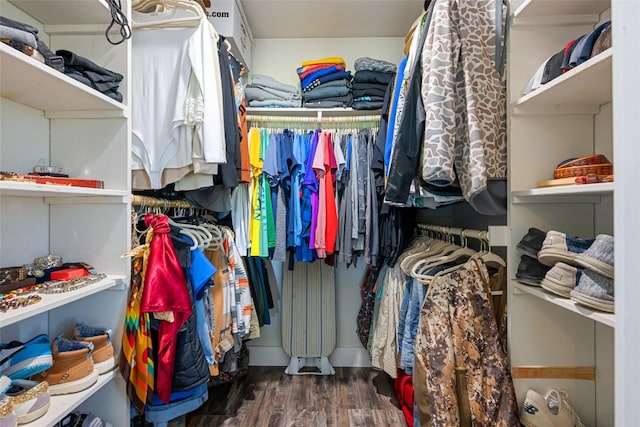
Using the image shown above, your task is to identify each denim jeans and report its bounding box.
[400,277,426,374]
[135,382,208,427]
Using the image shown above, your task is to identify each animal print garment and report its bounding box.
[421,0,507,215]
[414,259,519,426]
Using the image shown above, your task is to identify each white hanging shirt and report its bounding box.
[132,9,225,189]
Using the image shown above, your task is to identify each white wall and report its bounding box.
[246,36,405,367]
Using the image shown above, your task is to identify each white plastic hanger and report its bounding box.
[133,0,203,29]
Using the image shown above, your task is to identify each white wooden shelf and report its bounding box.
[7,0,111,26]
[0,43,126,115]
[514,282,615,328]
[40,370,118,427]
[0,275,125,328]
[0,181,128,199]
[513,49,612,114]
[512,182,613,203]
[514,0,610,20]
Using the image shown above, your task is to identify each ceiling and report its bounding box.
[239,0,425,39]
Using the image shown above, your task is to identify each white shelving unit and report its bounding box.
[508,0,616,424]
[0,0,131,425]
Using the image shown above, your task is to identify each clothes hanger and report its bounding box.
[470,231,506,268]
[411,231,477,279]
[133,0,203,29]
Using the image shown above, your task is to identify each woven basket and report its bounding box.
[554,163,613,179]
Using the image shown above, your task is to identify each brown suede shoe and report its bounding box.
[31,337,98,396]
[72,324,116,375]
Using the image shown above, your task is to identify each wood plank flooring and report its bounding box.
[185,366,408,427]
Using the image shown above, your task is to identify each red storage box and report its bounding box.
[50,268,89,280]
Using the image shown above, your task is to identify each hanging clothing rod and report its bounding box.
[416,223,489,244]
[131,194,197,210]
[246,114,381,125]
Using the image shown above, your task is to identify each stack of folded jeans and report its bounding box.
[351,57,396,110]
[298,57,353,108]
[245,74,301,108]
[0,16,64,72]
[56,50,124,102]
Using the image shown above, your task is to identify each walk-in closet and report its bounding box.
[0,0,637,426]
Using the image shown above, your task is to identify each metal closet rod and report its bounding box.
[131,194,197,209]
[416,223,489,243]
[246,114,381,124]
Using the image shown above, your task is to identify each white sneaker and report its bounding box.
[520,389,585,427]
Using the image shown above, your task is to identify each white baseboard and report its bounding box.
[247,345,372,368]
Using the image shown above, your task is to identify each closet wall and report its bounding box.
[245,35,407,367]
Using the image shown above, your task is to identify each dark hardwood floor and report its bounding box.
[185,366,409,427]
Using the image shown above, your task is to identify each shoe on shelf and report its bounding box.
[0,376,9,397]
[516,227,547,259]
[80,412,113,427]
[575,234,614,279]
[516,254,551,286]
[541,263,581,298]
[72,324,116,375]
[521,389,585,427]
[570,269,615,313]
[0,334,53,380]
[5,380,50,425]
[31,337,98,396]
[53,411,81,427]
[537,231,594,267]
[0,395,17,427]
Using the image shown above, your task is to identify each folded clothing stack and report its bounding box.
[0,16,64,72]
[523,21,611,95]
[351,57,396,110]
[56,50,124,102]
[245,74,301,108]
[298,57,353,108]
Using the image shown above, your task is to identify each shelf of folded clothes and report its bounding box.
[8,0,112,26]
[0,275,125,328]
[513,282,615,328]
[0,42,126,114]
[513,0,610,21]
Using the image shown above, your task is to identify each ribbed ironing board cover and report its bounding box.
[281,261,336,362]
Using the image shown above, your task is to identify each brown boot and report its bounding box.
[72,324,115,375]
[31,337,98,396]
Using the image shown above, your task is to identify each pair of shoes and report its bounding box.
[54,411,113,427]
[32,336,99,396]
[5,380,50,424]
[516,254,551,286]
[30,323,115,396]
[521,389,585,427]
[537,231,615,312]
[0,335,53,380]
[537,231,594,267]
[72,324,116,375]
